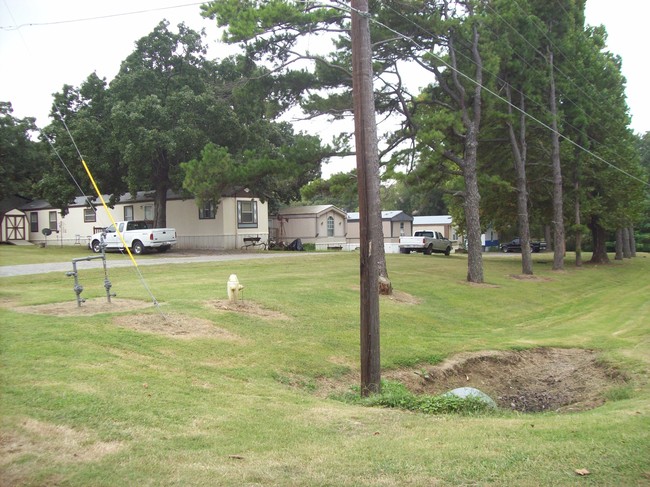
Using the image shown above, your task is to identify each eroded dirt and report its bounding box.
[112,312,244,341]
[11,297,155,316]
[386,348,627,412]
[9,298,287,340]
[0,418,124,486]
[206,299,291,321]
[318,348,628,413]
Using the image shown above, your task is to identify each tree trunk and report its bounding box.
[376,233,392,295]
[544,225,553,252]
[548,50,565,271]
[629,226,637,257]
[153,184,168,228]
[464,156,484,283]
[615,228,623,260]
[351,0,381,396]
[622,227,632,258]
[506,86,533,275]
[588,216,610,264]
[153,156,170,228]
[574,166,582,266]
[460,22,484,284]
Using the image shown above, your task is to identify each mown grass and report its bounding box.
[0,248,649,486]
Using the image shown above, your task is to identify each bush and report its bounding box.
[336,380,493,415]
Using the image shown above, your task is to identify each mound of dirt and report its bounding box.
[206,299,291,321]
[11,298,155,316]
[385,348,627,413]
[381,290,422,305]
[112,312,243,341]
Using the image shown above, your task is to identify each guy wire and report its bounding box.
[54,107,166,318]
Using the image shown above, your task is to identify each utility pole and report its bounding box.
[351,0,381,396]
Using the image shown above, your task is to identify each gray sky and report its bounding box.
[0,1,647,176]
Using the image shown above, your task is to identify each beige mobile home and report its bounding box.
[346,211,414,252]
[412,215,454,239]
[271,205,348,249]
[15,190,268,250]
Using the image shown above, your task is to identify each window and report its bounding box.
[327,216,334,237]
[199,200,216,219]
[143,205,154,221]
[237,200,257,228]
[124,206,134,221]
[84,208,96,223]
[30,213,38,233]
[49,211,58,231]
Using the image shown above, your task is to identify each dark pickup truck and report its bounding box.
[500,238,544,253]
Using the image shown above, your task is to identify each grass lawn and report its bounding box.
[1,247,648,486]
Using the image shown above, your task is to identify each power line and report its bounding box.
[339,0,648,187]
[0,2,204,30]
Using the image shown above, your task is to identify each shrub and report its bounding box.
[336,380,493,415]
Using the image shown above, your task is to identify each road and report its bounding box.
[0,251,315,277]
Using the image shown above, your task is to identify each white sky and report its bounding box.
[0,0,647,178]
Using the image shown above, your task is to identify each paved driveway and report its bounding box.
[0,251,314,277]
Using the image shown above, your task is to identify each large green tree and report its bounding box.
[559,22,646,263]
[108,21,233,227]
[0,102,46,208]
[41,20,329,225]
[40,73,125,214]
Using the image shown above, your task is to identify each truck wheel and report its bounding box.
[444,247,451,256]
[502,247,508,253]
[424,244,433,255]
[91,240,101,253]
[132,240,145,255]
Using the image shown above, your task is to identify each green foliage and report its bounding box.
[0,102,48,203]
[182,123,327,212]
[300,170,359,210]
[39,20,331,222]
[603,385,634,402]
[338,380,491,415]
[181,144,237,206]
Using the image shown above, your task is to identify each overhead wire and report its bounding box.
[4,0,165,313]
[447,1,635,176]
[0,2,205,31]
[338,0,647,187]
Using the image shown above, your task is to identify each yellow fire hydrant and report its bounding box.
[227,274,244,302]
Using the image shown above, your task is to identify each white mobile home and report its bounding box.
[9,190,268,250]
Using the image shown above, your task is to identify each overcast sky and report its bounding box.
[1,0,647,176]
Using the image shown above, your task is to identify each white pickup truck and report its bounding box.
[399,230,453,256]
[90,220,177,255]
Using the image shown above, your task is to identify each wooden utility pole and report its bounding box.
[351,0,381,396]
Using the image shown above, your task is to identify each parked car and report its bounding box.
[500,238,542,253]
